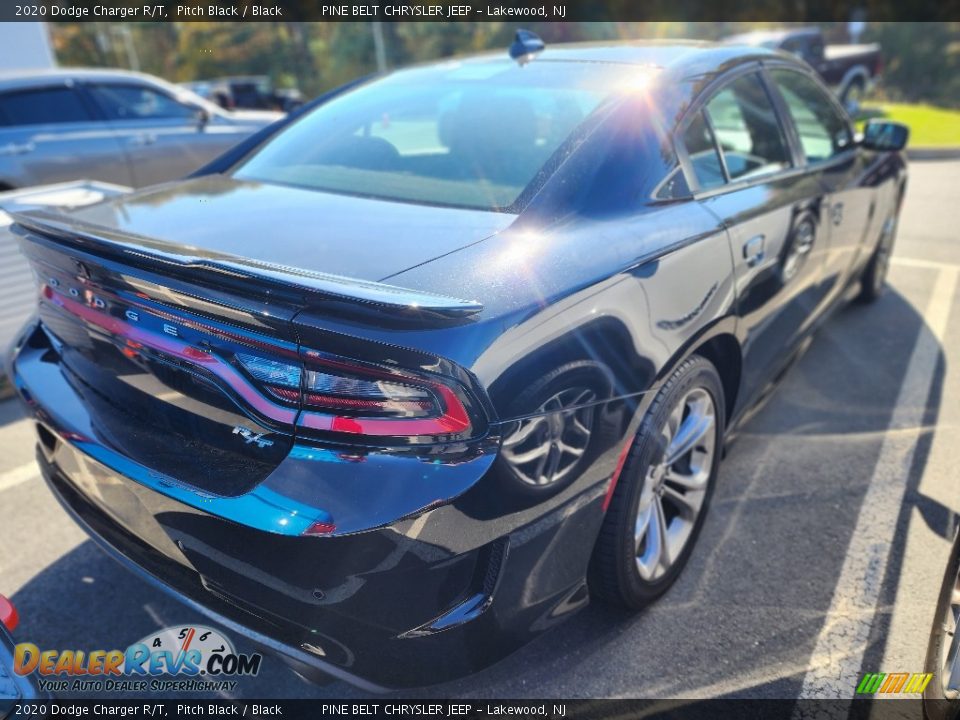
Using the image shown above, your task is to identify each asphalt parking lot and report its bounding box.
[1,160,958,701]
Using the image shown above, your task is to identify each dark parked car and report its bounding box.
[4,39,908,689]
[0,69,282,190]
[182,76,305,113]
[726,27,882,112]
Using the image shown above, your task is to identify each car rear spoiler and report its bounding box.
[10,209,484,319]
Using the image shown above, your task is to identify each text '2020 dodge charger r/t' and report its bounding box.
[4,39,908,689]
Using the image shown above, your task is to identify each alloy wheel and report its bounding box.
[634,386,717,582]
[501,387,597,486]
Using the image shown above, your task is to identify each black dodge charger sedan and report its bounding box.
[4,38,907,689]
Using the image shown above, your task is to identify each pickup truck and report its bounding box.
[725,27,882,113]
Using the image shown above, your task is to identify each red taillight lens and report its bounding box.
[0,594,18,632]
[236,350,478,439]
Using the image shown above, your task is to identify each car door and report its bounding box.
[0,83,133,189]
[677,68,830,408]
[765,66,875,303]
[82,81,232,187]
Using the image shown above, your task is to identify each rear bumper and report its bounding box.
[34,442,599,690]
[8,320,609,689]
[36,453,389,692]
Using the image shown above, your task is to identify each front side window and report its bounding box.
[233,61,625,211]
[0,87,93,126]
[87,84,198,121]
[768,69,852,163]
[704,72,791,182]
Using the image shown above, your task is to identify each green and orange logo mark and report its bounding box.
[856,672,933,695]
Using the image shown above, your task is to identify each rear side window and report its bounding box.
[768,69,852,163]
[655,166,692,200]
[87,84,197,121]
[680,110,725,191]
[0,87,93,126]
[704,73,791,181]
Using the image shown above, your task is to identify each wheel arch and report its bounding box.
[838,65,870,97]
[485,314,657,421]
[691,332,743,425]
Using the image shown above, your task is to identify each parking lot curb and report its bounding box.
[906,147,960,160]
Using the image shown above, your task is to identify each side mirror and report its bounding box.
[861,119,909,152]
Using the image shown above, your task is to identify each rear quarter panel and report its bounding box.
[387,200,737,424]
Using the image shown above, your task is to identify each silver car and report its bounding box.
[0,68,283,190]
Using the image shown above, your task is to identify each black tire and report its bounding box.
[590,354,725,609]
[923,532,960,720]
[495,360,613,497]
[857,213,898,304]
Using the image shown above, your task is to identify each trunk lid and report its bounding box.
[58,175,515,282]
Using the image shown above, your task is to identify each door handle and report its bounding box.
[128,133,157,147]
[831,202,844,226]
[0,141,35,156]
[743,235,765,267]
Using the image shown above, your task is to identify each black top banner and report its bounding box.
[2,0,958,22]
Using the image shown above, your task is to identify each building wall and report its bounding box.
[0,22,55,71]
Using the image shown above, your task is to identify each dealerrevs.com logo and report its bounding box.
[13,625,262,693]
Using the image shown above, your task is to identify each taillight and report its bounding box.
[304,365,434,417]
[0,594,18,632]
[236,350,479,440]
[236,353,302,395]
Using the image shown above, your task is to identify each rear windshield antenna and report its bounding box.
[509,30,545,66]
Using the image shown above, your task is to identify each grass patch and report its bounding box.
[857,102,960,148]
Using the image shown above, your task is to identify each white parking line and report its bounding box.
[892,256,960,272]
[0,461,38,493]
[797,265,959,699]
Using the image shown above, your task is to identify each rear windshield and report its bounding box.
[234,59,628,211]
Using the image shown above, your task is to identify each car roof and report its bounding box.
[402,40,790,108]
[432,40,786,81]
[0,67,174,91]
[724,27,821,46]
[536,40,744,65]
